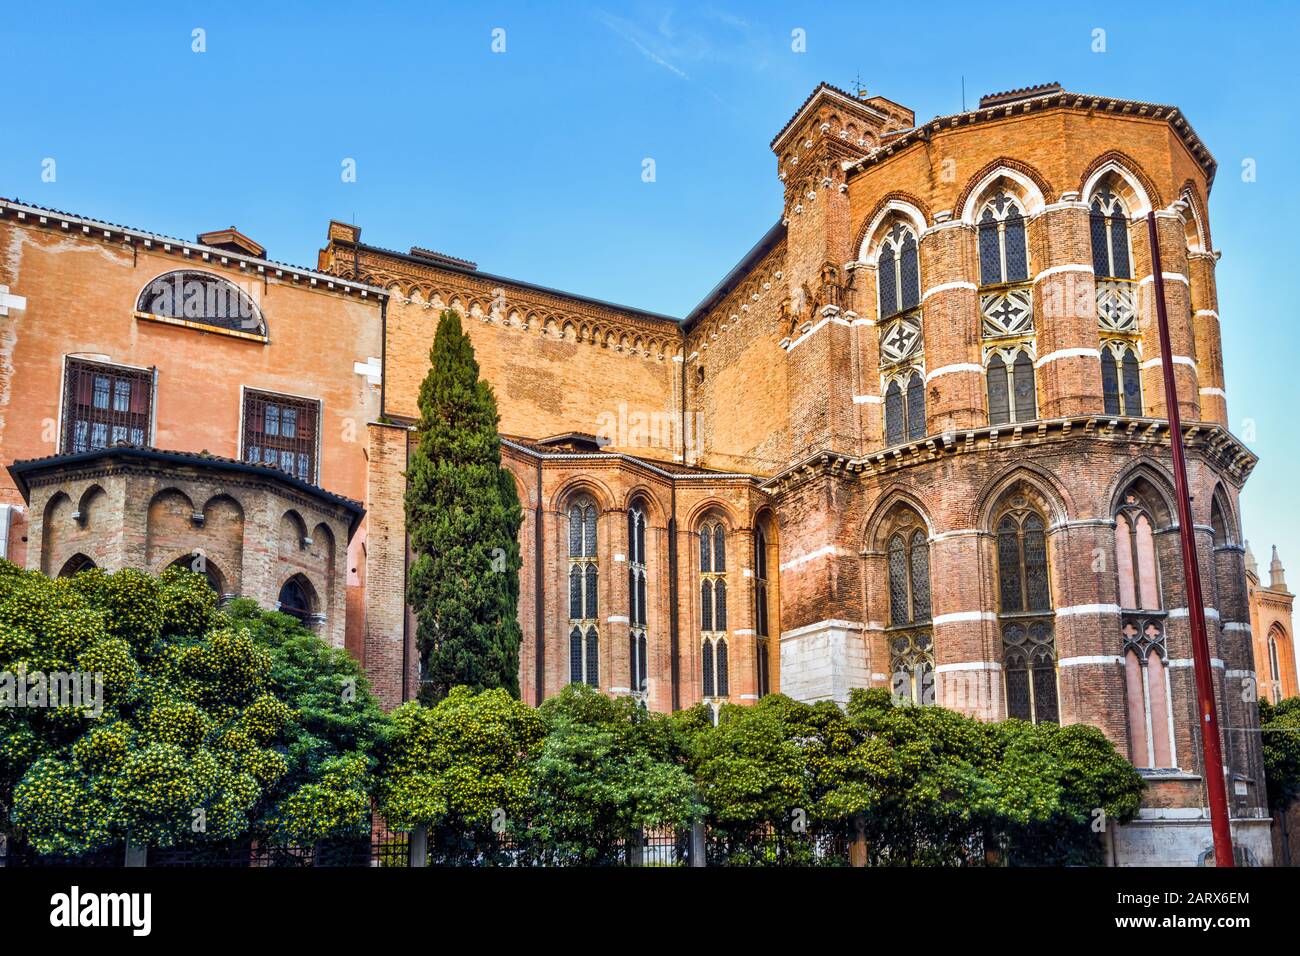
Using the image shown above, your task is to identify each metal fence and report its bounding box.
[2,824,855,868]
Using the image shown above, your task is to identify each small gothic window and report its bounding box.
[884,370,927,446]
[877,222,922,320]
[137,270,266,336]
[243,390,320,483]
[62,358,154,454]
[1089,188,1132,280]
[1101,342,1143,416]
[987,348,1037,425]
[977,192,1029,286]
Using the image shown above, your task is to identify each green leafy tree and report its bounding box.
[406,309,524,701]
[1,564,391,859]
[524,684,696,864]
[1260,696,1300,813]
[2,564,291,856]
[844,689,1142,865]
[376,687,543,863]
[222,599,390,846]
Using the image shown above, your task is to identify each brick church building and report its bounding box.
[0,81,1280,863]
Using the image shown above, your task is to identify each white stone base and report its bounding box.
[779,619,868,704]
[1111,814,1274,866]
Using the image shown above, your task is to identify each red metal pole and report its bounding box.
[1145,211,1234,866]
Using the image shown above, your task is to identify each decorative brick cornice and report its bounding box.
[326,243,684,362]
[762,417,1257,495]
[844,91,1217,190]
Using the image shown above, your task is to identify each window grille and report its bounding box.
[62,359,153,454]
[243,390,319,483]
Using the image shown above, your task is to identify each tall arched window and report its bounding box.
[568,497,599,688]
[1268,626,1286,702]
[877,222,921,320]
[628,501,649,697]
[1114,488,1174,767]
[886,519,933,705]
[996,507,1058,724]
[755,526,771,698]
[884,370,926,446]
[1101,341,1142,416]
[986,347,1037,425]
[978,192,1029,286]
[1089,187,1132,280]
[700,520,729,699]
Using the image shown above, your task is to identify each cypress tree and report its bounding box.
[406,310,523,701]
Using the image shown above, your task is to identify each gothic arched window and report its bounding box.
[1268,627,1286,702]
[700,520,729,699]
[977,192,1029,286]
[884,370,926,446]
[877,222,921,320]
[568,497,599,687]
[628,501,649,697]
[987,347,1037,425]
[1101,341,1142,417]
[755,527,771,698]
[1089,187,1132,280]
[996,507,1058,724]
[887,521,934,707]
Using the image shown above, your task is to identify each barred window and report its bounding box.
[628,501,649,696]
[568,497,600,687]
[887,528,932,624]
[977,192,1029,286]
[62,359,154,454]
[996,507,1057,724]
[243,390,319,483]
[877,222,922,320]
[986,348,1037,425]
[700,520,729,699]
[1089,188,1132,280]
[137,269,266,336]
[1101,342,1142,416]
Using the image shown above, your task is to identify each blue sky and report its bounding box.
[3,0,1298,583]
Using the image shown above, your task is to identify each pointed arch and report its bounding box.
[975,465,1071,532]
[856,195,929,264]
[1078,151,1161,217]
[957,159,1052,225]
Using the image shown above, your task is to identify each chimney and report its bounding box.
[1270,545,1288,591]
[197,227,265,259]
